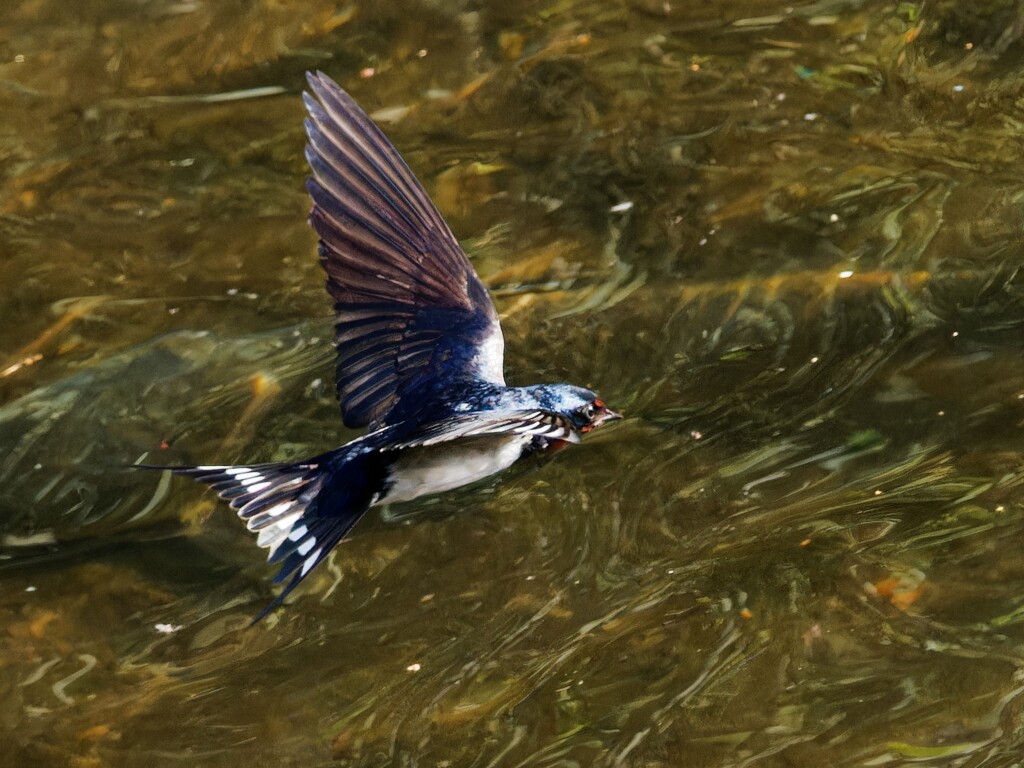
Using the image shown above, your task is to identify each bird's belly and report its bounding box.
[381,435,529,505]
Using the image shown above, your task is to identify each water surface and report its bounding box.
[3,0,1024,765]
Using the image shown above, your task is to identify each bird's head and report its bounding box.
[534,384,622,434]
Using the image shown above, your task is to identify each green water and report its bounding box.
[3,0,1024,765]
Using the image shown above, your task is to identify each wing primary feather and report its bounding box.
[304,88,433,228]
[309,200,455,302]
[306,72,454,247]
[304,109,431,251]
[304,71,506,427]
[306,154,429,275]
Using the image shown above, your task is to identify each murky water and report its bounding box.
[3,0,1024,765]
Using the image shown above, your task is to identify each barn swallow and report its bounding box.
[155,72,620,617]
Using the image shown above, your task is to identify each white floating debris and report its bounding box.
[155,623,181,634]
[3,532,57,547]
[838,270,854,278]
[804,112,819,121]
[829,213,839,223]
[370,105,412,123]
[406,663,421,672]
[952,84,965,93]
[25,586,36,593]
[732,15,786,27]
[610,201,634,213]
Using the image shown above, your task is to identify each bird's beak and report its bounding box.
[596,408,623,426]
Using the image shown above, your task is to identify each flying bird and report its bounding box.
[154,71,621,618]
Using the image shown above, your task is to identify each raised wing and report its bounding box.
[304,71,504,430]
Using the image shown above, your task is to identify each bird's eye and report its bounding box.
[580,403,597,420]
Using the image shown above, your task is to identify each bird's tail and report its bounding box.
[143,446,386,620]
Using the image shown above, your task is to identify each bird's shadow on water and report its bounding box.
[0,521,265,610]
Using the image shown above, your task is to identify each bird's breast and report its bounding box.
[379,434,530,505]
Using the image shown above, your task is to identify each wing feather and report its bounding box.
[383,410,581,451]
[304,72,505,430]
[304,86,456,253]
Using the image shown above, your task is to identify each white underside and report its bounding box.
[380,434,529,505]
[473,324,506,385]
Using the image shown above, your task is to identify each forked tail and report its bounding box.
[144,447,385,620]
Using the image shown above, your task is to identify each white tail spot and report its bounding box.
[300,548,323,576]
